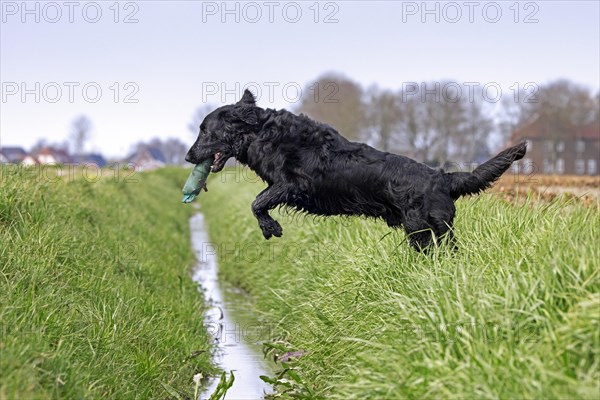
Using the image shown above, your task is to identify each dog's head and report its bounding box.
[185,89,261,171]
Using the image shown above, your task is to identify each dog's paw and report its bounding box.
[259,219,283,240]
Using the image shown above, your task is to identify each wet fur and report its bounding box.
[186,90,527,251]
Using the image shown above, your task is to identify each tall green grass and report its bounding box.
[0,166,213,399]
[201,168,599,399]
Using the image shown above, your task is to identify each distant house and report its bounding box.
[74,153,107,168]
[0,146,27,163]
[22,155,39,166]
[35,147,74,165]
[509,118,600,175]
[126,147,165,171]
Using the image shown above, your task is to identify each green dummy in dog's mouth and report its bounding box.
[181,152,223,203]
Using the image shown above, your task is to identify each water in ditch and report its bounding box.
[190,213,275,400]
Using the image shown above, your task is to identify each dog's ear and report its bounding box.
[236,89,256,106]
[232,106,258,125]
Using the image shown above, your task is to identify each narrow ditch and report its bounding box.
[190,213,275,399]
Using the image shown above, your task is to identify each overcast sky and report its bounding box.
[1,1,599,157]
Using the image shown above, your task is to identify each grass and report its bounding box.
[0,166,213,399]
[201,167,600,399]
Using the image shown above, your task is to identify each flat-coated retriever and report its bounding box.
[186,90,526,251]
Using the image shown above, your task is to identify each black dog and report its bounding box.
[186,90,526,250]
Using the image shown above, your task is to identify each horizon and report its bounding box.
[1,1,599,158]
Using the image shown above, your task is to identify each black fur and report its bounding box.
[186,90,527,251]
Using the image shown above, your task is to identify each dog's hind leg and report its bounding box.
[252,185,287,239]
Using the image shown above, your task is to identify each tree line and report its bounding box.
[189,74,598,166]
[295,74,599,166]
[24,75,599,168]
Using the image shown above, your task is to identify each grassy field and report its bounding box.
[201,168,600,399]
[492,174,600,206]
[0,166,213,399]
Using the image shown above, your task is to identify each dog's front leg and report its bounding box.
[251,185,286,239]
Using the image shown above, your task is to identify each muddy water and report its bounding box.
[190,213,275,400]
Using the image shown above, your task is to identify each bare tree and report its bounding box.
[496,91,530,150]
[396,95,428,161]
[295,73,367,141]
[453,97,493,162]
[30,138,49,154]
[364,86,403,152]
[148,137,189,165]
[418,82,469,165]
[396,82,491,166]
[188,104,216,135]
[70,115,92,157]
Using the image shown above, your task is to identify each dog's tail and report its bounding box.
[445,141,527,199]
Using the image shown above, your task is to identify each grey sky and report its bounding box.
[1,1,599,157]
